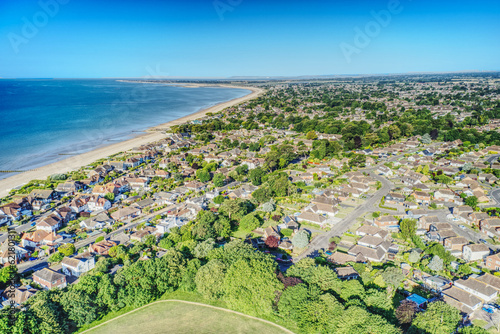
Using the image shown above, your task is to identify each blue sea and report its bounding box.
[0,79,250,179]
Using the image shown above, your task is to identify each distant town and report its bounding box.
[2,72,500,333]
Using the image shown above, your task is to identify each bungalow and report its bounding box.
[111,207,140,221]
[130,230,151,243]
[296,211,327,227]
[328,252,364,265]
[55,181,84,195]
[61,253,95,277]
[374,216,399,230]
[80,212,113,230]
[184,181,206,192]
[335,266,360,280]
[33,268,67,290]
[454,277,498,302]
[355,225,389,239]
[442,286,482,314]
[348,244,386,262]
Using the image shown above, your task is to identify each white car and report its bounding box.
[459,225,466,230]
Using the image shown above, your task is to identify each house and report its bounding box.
[61,253,95,277]
[130,230,151,243]
[296,211,327,227]
[55,181,84,195]
[80,212,113,230]
[0,240,30,265]
[21,230,63,248]
[355,225,389,239]
[412,191,431,204]
[433,189,456,202]
[442,286,482,314]
[263,226,280,240]
[89,239,117,255]
[8,285,38,306]
[36,215,62,233]
[335,266,359,280]
[463,244,490,262]
[385,192,405,204]
[328,252,363,265]
[377,165,393,176]
[33,268,67,290]
[374,215,399,230]
[423,275,451,292]
[348,244,386,262]
[444,237,468,251]
[111,207,140,221]
[485,253,500,271]
[454,277,498,302]
[87,196,111,212]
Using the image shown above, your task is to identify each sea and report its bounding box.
[0,79,250,180]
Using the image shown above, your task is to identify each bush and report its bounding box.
[281,228,293,237]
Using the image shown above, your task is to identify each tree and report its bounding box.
[58,243,75,257]
[104,192,115,202]
[261,200,275,213]
[395,300,419,324]
[410,301,461,334]
[193,239,216,259]
[462,162,473,172]
[219,199,244,220]
[248,167,265,186]
[421,133,432,144]
[48,252,64,263]
[213,173,225,187]
[292,230,309,249]
[196,169,211,183]
[195,259,227,299]
[428,255,444,272]
[382,267,405,290]
[400,218,417,241]
[239,213,260,231]
[465,195,478,208]
[265,236,279,249]
[0,265,17,284]
[223,258,283,316]
[408,250,421,264]
[306,131,317,140]
[213,195,225,204]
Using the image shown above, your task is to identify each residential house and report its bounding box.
[33,268,67,290]
[374,215,399,231]
[335,266,360,280]
[110,207,140,221]
[89,239,117,256]
[463,244,490,262]
[61,253,95,277]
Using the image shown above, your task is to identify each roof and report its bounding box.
[33,268,65,283]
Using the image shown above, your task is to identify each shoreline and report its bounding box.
[0,85,264,198]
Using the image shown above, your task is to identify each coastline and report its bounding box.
[0,85,264,198]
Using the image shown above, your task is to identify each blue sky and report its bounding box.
[0,0,499,78]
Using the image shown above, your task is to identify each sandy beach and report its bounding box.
[0,85,264,198]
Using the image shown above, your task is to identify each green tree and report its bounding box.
[223,258,283,316]
[0,265,17,284]
[400,218,417,241]
[465,195,478,207]
[213,173,225,187]
[48,252,64,263]
[248,167,266,186]
[428,255,444,272]
[410,301,461,334]
[292,230,309,248]
[239,213,260,231]
[306,131,318,140]
[195,259,227,299]
[196,169,211,183]
[58,243,76,257]
[193,238,216,259]
[104,192,115,202]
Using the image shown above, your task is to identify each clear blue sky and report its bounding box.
[0,0,499,78]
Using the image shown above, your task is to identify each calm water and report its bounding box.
[0,79,250,178]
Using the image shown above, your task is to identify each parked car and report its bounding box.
[459,225,466,230]
[30,222,36,226]
[480,239,488,244]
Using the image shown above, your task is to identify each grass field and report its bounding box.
[83,300,294,334]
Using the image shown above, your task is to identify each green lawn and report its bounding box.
[83,300,293,334]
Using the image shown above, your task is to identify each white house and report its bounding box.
[61,253,95,277]
[463,244,490,262]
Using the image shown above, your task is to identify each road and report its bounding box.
[295,169,394,261]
